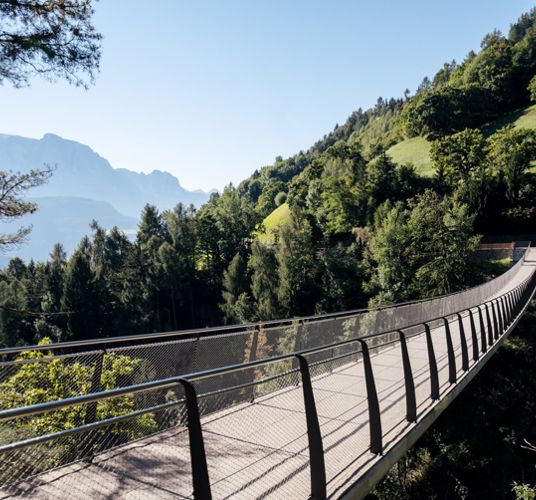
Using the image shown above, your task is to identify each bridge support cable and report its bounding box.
[178,378,212,500]
[296,355,327,500]
[424,324,440,400]
[456,313,469,372]
[443,318,457,384]
[398,331,417,422]
[357,340,383,454]
[468,310,480,362]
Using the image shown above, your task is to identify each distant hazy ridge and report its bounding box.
[0,133,211,263]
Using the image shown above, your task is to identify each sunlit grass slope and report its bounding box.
[257,202,290,243]
[387,104,536,177]
[386,137,433,175]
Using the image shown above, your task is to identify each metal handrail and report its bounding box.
[1,271,532,424]
[0,243,529,357]
[0,258,534,500]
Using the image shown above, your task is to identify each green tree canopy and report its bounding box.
[0,0,101,87]
[488,126,536,204]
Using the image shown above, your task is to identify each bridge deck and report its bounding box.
[2,253,534,499]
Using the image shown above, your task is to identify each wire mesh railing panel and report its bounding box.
[0,350,105,411]
[106,338,199,384]
[197,362,311,499]
[0,340,199,412]
[195,330,253,371]
[0,398,191,498]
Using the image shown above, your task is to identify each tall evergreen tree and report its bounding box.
[277,214,320,317]
[220,252,252,323]
[62,239,103,340]
[249,241,280,321]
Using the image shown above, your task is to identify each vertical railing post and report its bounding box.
[512,289,518,316]
[292,320,304,374]
[456,313,469,372]
[522,284,528,306]
[510,291,517,318]
[515,288,522,316]
[84,349,105,425]
[478,306,487,354]
[491,301,499,340]
[398,331,417,422]
[190,332,201,373]
[357,340,383,454]
[468,310,479,361]
[443,318,457,383]
[178,378,212,500]
[484,304,494,346]
[505,293,513,324]
[509,291,515,319]
[248,325,260,402]
[424,324,440,400]
[500,298,507,333]
[295,354,327,499]
[494,299,503,335]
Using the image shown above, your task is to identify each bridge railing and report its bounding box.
[0,245,530,415]
[0,262,534,498]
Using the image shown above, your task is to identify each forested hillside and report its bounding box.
[1,8,536,349]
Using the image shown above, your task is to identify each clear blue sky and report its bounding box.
[0,0,533,190]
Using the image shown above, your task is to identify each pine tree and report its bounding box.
[277,214,320,317]
[249,241,280,321]
[62,241,103,340]
[220,253,251,323]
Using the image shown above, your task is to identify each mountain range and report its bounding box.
[0,133,212,264]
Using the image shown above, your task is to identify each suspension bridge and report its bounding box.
[0,245,534,499]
